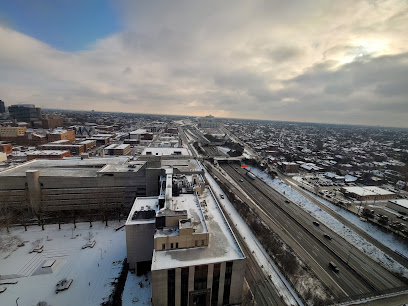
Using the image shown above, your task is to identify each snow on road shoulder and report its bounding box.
[204,168,301,306]
[250,167,408,279]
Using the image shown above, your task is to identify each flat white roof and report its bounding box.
[130,129,148,135]
[343,186,395,196]
[142,147,189,156]
[126,197,160,225]
[389,199,408,209]
[152,186,244,270]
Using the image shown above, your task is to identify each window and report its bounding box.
[171,243,174,249]
[181,267,189,306]
[195,240,198,247]
[162,244,165,250]
[201,239,204,246]
[194,265,208,290]
[176,242,179,248]
[211,263,221,306]
[223,262,233,305]
[168,269,176,306]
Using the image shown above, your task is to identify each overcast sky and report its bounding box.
[0,0,407,127]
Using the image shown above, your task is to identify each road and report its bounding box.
[220,163,407,301]
[277,172,408,269]
[217,188,286,306]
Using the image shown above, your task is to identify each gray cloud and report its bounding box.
[0,0,408,126]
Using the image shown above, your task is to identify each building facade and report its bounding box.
[8,104,42,123]
[126,169,245,306]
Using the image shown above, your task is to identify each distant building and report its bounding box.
[104,144,131,156]
[0,152,6,162]
[198,115,220,129]
[278,162,299,174]
[0,142,12,154]
[47,129,75,144]
[42,115,63,129]
[387,199,408,215]
[0,126,27,140]
[342,186,397,201]
[8,104,42,123]
[39,143,85,155]
[130,129,154,142]
[78,140,97,151]
[0,100,5,113]
[27,150,71,160]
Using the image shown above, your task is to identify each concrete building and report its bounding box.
[342,186,397,201]
[8,104,42,123]
[0,157,147,215]
[0,157,203,218]
[126,169,245,306]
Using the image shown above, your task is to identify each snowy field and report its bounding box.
[250,168,408,278]
[0,221,128,306]
[204,167,302,306]
[122,272,151,305]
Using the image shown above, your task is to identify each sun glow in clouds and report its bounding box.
[339,38,390,64]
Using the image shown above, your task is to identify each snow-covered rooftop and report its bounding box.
[388,199,408,209]
[0,156,132,177]
[151,187,244,270]
[142,147,190,156]
[126,197,160,225]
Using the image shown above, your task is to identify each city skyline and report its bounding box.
[1,0,408,127]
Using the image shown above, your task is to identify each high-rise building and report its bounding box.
[0,100,5,113]
[8,104,42,123]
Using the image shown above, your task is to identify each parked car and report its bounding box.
[313,221,320,226]
[323,233,332,240]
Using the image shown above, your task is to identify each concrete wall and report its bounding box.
[126,222,156,272]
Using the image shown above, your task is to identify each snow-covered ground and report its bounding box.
[204,168,302,306]
[0,221,129,306]
[250,168,408,278]
[217,146,231,155]
[122,272,151,305]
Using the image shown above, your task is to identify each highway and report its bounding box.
[216,184,286,306]
[277,172,408,269]
[220,163,407,300]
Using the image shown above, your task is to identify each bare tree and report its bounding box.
[86,231,94,242]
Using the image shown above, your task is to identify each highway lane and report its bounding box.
[223,165,407,293]
[278,172,408,269]
[241,166,406,290]
[221,164,392,298]
[210,164,363,300]
[208,165,286,305]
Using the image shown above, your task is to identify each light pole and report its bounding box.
[99,248,103,260]
[16,297,19,306]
